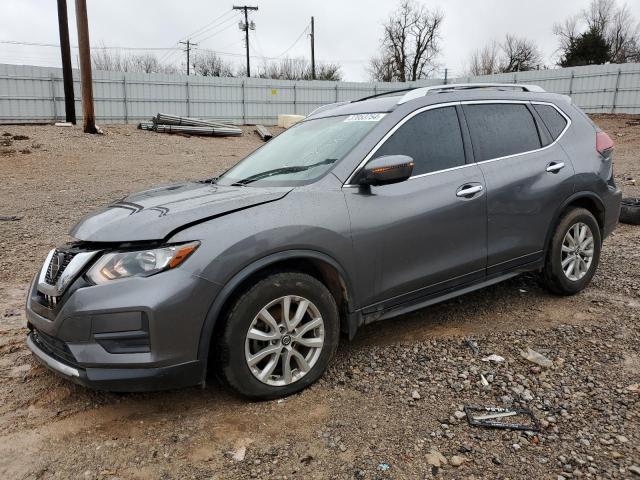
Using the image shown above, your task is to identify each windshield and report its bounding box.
[215,114,385,187]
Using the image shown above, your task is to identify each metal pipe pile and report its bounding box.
[139,113,242,137]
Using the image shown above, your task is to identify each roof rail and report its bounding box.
[397,83,546,104]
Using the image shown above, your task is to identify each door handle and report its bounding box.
[456,184,483,197]
[546,162,565,173]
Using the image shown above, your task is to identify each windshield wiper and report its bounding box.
[198,176,218,184]
[231,158,337,186]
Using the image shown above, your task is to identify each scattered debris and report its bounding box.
[228,437,253,462]
[464,337,480,354]
[426,449,447,468]
[0,148,16,156]
[0,215,23,221]
[520,347,553,368]
[480,373,489,386]
[3,308,20,318]
[12,134,29,140]
[54,122,73,127]
[482,354,505,363]
[411,389,421,400]
[149,113,242,137]
[449,455,465,467]
[464,406,540,432]
[278,114,305,128]
[231,445,246,462]
[255,124,273,141]
[377,463,390,471]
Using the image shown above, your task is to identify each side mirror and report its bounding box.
[357,155,414,186]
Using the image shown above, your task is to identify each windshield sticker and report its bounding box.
[344,113,386,122]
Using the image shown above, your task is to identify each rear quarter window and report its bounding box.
[533,104,568,140]
[463,103,542,161]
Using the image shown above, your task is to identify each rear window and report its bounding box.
[533,104,568,140]
[463,103,542,161]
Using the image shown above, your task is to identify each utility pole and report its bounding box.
[179,39,197,75]
[233,5,258,77]
[310,17,316,80]
[56,0,76,124]
[74,0,97,133]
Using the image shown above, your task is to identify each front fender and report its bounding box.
[195,249,356,373]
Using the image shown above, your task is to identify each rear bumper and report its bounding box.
[27,331,204,392]
[603,187,622,239]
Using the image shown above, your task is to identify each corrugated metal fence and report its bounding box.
[1,62,639,125]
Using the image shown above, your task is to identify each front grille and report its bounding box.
[44,249,77,285]
[31,329,78,366]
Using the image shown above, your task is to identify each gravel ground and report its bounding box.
[0,116,639,479]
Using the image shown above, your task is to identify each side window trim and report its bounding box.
[343,101,466,186]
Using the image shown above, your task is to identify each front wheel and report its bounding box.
[215,272,339,400]
[541,207,601,295]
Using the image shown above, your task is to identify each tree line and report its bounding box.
[92,48,343,81]
[92,0,640,81]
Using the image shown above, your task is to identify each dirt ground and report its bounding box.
[0,116,639,480]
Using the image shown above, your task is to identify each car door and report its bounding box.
[462,101,574,275]
[343,105,487,311]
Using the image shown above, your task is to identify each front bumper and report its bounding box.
[25,264,221,392]
[27,331,203,391]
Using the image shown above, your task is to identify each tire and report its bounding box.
[542,207,602,296]
[215,272,340,400]
[620,197,640,225]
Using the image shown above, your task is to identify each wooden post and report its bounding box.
[57,0,76,124]
[75,0,98,133]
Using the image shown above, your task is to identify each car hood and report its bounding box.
[70,182,293,243]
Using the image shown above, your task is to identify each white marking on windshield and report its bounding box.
[344,113,386,122]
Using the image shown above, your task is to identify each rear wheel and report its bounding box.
[541,208,601,295]
[216,272,339,399]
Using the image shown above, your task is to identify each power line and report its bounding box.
[273,24,310,59]
[178,9,235,42]
[0,39,376,66]
[196,13,243,44]
[0,40,179,51]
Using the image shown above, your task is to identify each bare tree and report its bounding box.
[255,57,342,81]
[554,0,640,65]
[190,51,235,77]
[91,47,178,74]
[369,0,444,82]
[467,42,500,76]
[500,35,543,72]
[608,4,640,62]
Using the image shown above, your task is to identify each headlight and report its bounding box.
[86,242,199,284]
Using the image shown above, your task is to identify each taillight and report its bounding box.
[596,131,614,157]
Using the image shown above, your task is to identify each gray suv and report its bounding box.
[26,84,621,399]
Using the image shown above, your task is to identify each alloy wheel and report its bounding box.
[561,222,594,281]
[244,295,325,386]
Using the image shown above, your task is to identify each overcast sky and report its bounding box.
[2,0,640,81]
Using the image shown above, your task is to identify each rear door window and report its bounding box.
[371,106,465,176]
[463,103,542,161]
[533,103,568,140]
